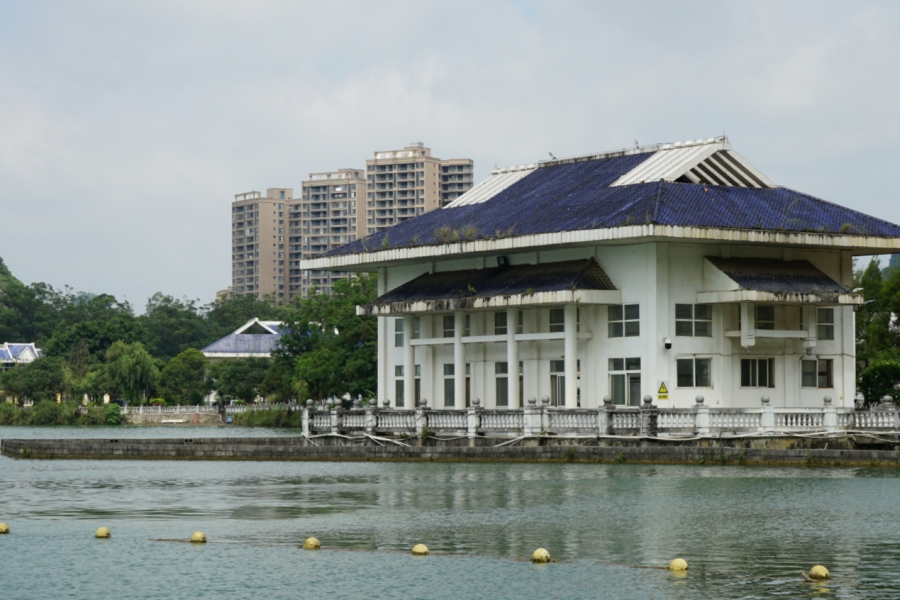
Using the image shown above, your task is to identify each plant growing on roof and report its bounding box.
[380,233,390,249]
[460,224,480,242]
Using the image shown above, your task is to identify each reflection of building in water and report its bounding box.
[305,138,900,410]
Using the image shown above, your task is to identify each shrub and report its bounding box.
[105,404,122,426]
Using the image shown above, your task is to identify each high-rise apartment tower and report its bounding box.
[288,169,367,299]
[231,188,291,301]
[365,142,473,234]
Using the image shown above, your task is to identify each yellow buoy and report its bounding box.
[531,548,551,563]
[411,543,429,556]
[94,527,111,539]
[190,531,207,543]
[808,565,830,580]
[668,558,688,571]
[303,537,321,550]
[0,523,9,534]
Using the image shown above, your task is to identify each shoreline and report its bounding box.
[4,436,900,467]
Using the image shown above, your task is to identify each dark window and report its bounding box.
[677,358,711,387]
[609,304,639,337]
[741,358,775,387]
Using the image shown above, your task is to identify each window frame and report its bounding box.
[675,304,712,337]
[609,304,640,338]
[740,358,775,388]
[801,358,834,388]
[676,357,712,388]
[817,308,835,341]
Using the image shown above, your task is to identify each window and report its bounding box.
[394,319,404,347]
[741,358,775,387]
[495,361,523,407]
[443,364,455,406]
[609,357,641,406]
[676,358,711,387]
[609,304,640,337]
[675,304,712,337]
[395,365,420,408]
[817,308,834,340]
[494,311,507,335]
[756,306,775,330]
[802,359,833,388]
[549,308,564,333]
[443,315,455,338]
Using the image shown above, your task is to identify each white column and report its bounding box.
[506,307,519,409]
[740,302,755,349]
[377,268,388,405]
[454,310,466,409]
[564,304,578,409]
[403,315,415,409]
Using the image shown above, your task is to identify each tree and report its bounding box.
[106,341,159,404]
[275,274,378,400]
[159,348,211,405]
[16,357,67,403]
[860,360,900,406]
[142,293,207,360]
[210,358,270,403]
[45,295,144,360]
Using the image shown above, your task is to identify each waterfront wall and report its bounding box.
[4,436,900,467]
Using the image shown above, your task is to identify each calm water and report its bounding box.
[2,426,900,599]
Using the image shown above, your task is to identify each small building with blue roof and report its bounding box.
[201,318,285,361]
[1,342,42,372]
[303,137,900,410]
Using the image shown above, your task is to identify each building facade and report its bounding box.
[231,189,292,302]
[288,169,367,300]
[304,138,900,410]
[365,142,473,234]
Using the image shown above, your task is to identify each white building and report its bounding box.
[303,138,900,410]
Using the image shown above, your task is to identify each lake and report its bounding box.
[1,426,899,599]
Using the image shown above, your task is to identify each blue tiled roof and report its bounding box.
[201,333,282,355]
[0,348,12,361]
[707,258,848,294]
[372,258,615,305]
[328,156,900,257]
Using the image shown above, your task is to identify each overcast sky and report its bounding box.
[1,1,898,311]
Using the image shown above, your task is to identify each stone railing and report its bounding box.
[124,395,900,439]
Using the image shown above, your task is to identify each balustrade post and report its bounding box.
[302,399,311,436]
[467,399,482,441]
[883,396,899,429]
[598,396,615,436]
[640,395,657,437]
[330,403,343,435]
[523,397,541,436]
[822,396,837,435]
[695,395,710,436]
[541,396,551,433]
[364,402,377,436]
[760,395,775,434]
[415,398,428,437]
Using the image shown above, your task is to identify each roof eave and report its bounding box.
[305,225,900,272]
[356,289,623,316]
[696,290,863,305]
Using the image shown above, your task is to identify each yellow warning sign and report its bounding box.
[657,381,669,400]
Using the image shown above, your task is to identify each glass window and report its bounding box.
[495,362,509,407]
[395,379,405,407]
[818,359,833,388]
[394,319,404,347]
[676,358,711,387]
[817,308,835,340]
[443,363,454,407]
[494,312,507,335]
[801,360,817,387]
[443,315,455,338]
[549,308,565,333]
[741,358,774,387]
[395,366,403,377]
[413,317,420,340]
[625,357,641,371]
[756,306,775,330]
[610,373,626,405]
[609,304,639,337]
[676,304,713,337]
[609,358,624,371]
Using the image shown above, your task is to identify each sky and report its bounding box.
[1,0,899,312]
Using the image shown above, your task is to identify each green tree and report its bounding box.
[106,341,159,404]
[859,360,900,406]
[45,295,144,360]
[159,348,211,405]
[210,358,270,403]
[275,274,378,400]
[16,357,67,403]
[142,293,207,360]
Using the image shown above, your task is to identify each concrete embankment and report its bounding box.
[3,436,900,466]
